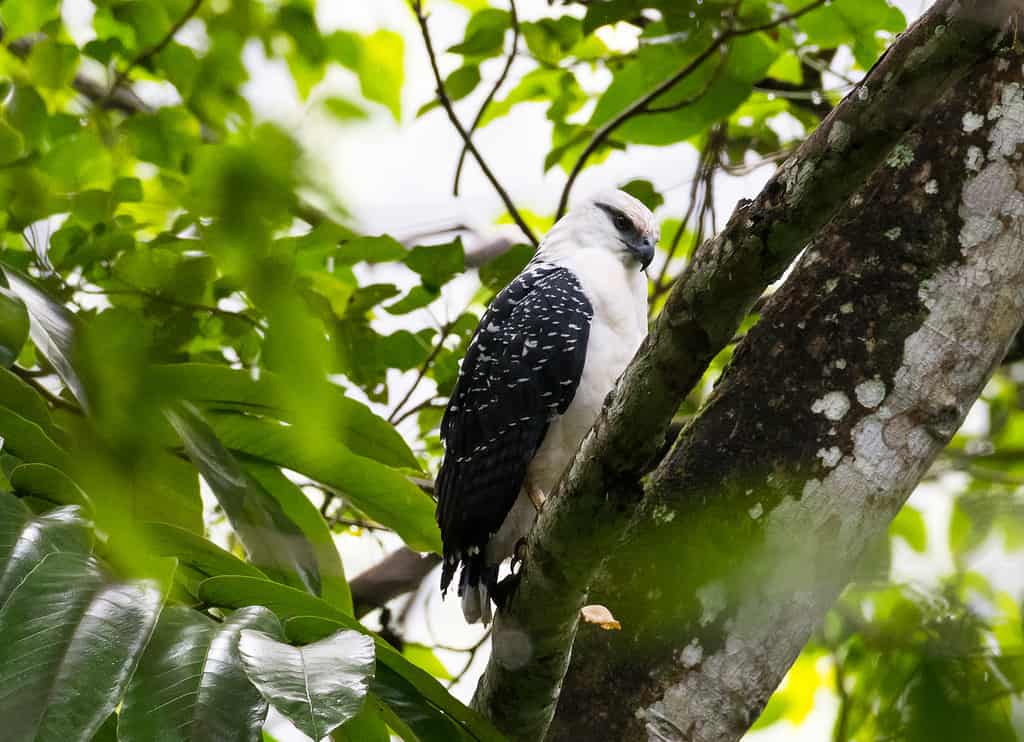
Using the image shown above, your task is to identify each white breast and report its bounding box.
[486,252,647,563]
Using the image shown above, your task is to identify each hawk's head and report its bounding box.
[541,189,659,270]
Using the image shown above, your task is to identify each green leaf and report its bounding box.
[449,9,509,57]
[144,521,268,582]
[0,367,58,435]
[244,461,352,615]
[0,493,91,607]
[330,31,404,121]
[891,505,927,552]
[322,97,368,121]
[479,244,534,292]
[332,700,392,742]
[2,268,85,405]
[445,65,482,101]
[0,0,60,39]
[119,605,281,742]
[166,405,322,596]
[405,238,465,291]
[337,235,407,264]
[0,120,24,165]
[621,179,664,211]
[589,33,780,146]
[384,286,438,315]
[0,552,165,742]
[404,643,453,681]
[206,413,442,553]
[149,363,418,469]
[199,577,503,742]
[788,0,906,69]
[10,463,92,515]
[0,405,69,468]
[0,287,28,367]
[239,628,375,740]
[5,85,47,152]
[27,40,80,90]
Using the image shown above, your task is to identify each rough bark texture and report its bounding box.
[471,1,1016,738]
[549,33,1024,742]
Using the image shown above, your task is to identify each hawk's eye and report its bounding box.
[613,213,630,231]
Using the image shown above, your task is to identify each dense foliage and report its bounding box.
[0,0,1020,740]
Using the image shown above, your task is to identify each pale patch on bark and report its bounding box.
[811,391,851,421]
[638,74,1024,742]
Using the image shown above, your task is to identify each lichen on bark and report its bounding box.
[550,39,1024,742]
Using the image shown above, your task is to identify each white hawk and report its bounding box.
[436,189,657,623]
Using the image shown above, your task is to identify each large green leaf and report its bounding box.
[0,404,69,468]
[2,268,86,406]
[207,413,441,553]
[10,463,93,515]
[199,577,502,742]
[0,287,29,367]
[239,628,375,740]
[0,552,165,742]
[0,367,61,437]
[0,0,60,39]
[166,405,322,596]
[245,460,352,614]
[119,605,281,742]
[148,363,417,469]
[588,32,780,146]
[0,493,91,606]
[144,521,268,587]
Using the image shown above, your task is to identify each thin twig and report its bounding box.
[643,46,729,115]
[10,366,83,414]
[107,0,204,98]
[454,0,521,196]
[832,646,851,742]
[387,323,451,424]
[411,0,539,247]
[392,396,445,426]
[652,124,726,298]
[555,0,828,218]
[79,286,262,329]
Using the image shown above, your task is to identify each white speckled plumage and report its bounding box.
[437,189,657,623]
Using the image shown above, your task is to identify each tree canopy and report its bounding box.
[0,1,1022,741]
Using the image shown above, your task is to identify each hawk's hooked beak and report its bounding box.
[629,235,655,271]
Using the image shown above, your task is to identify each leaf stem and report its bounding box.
[411,0,539,247]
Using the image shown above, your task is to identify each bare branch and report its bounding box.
[454,0,521,197]
[555,0,828,219]
[388,323,452,424]
[350,547,442,618]
[410,0,540,247]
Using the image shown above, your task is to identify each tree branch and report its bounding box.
[555,0,828,219]
[411,0,539,247]
[550,33,1024,738]
[453,0,521,197]
[471,2,1014,738]
[108,0,204,98]
[350,547,442,618]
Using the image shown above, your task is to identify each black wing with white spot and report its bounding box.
[435,262,593,592]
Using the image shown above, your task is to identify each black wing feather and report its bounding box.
[436,263,593,592]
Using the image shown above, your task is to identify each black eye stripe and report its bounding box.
[596,202,637,235]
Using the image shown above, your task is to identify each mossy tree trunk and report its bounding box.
[472,2,1024,740]
[549,30,1024,742]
